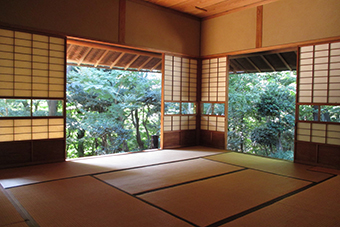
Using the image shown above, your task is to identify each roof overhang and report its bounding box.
[67,38,163,72]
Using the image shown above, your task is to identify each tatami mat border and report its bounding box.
[3,153,220,190]
[207,174,337,227]
[91,175,200,227]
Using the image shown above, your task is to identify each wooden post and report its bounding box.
[256,5,263,48]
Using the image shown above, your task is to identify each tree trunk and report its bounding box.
[142,108,150,148]
[322,111,331,122]
[48,100,58,116]
[77,130,85,157]
[34,100,40,112]
[122,140,129,152]
[313,105,318,121]
[131,109,144,150]
[240,114,244,153]
[277,131,283,152]
[101,134,108,153]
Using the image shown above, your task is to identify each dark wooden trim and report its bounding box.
[196,59,202,144]
[225,56,230,149]
[256,6,263,48]
[200,130,225,149]
[294,47,301,162]
[64,37,67,160]
[0,139,65,169]
[67,39,161,58]
[160,53,165,149]
[295,141,340,169]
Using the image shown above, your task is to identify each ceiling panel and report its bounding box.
[142,0,278,18]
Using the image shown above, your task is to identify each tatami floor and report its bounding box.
[0,146,339,227]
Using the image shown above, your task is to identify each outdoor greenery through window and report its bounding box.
[0,99,63,117]
[164,102,197,115]
[164,102,180,115]
[228,71,296,161]
[66,66,161,159]
[182,103,196,114]
[202,103,225,115]
[299,105,340,122]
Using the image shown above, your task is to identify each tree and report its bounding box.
[228,71,296,161]
[66,66,161,158]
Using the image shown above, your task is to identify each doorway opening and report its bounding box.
[227,50,297,161]
[66,39,162,159]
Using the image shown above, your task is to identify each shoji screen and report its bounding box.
[200,57,227,149]
[162,55,198,148]
[0,27,65,167]
[296,41,340,168]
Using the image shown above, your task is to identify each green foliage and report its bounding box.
[228,71,296,161]
[66,66,161,159]
[0,99,31,117]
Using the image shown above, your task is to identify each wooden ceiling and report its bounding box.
[141,0,277,18]
[229,50,297,74]
[67,39,162,72]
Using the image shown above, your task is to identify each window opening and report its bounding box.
[227,51,297,161]
[66,39,162,159]
[66,66,161,159]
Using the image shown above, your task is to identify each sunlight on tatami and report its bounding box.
[0,146,339,227]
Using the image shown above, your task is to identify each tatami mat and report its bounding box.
[0,186,25,227]
[206,152,332,182]
[221,176,340,227]
[0,147,221,188]
[96,158,243,194]
[138,169,311,227]
[9,176,193,227]
[309,166,340,175]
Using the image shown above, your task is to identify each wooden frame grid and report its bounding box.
[0,28,66,155]
[201,57,227,102]
[298,41,340,104]
[163,55,198,133]
[297,41,340,146]
[295,40,340,167]
[200,57,227,134]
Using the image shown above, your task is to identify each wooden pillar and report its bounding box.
[256,5,263,48]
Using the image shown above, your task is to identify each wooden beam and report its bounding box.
[110,52,125,69]
[66,44,74,59]
[260,55,276,71]
[229,60,241,73]
[150,59,162,71]
[94,49,109,67]
[256,5,263,48]
[276,53,292,71]
[232,59,249,73]
[124,55,140,70]
[119,0,126,44]
[67,39,161,59]
[77,47,92,66]
[138,56,153,71]
[246,57,261,73]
